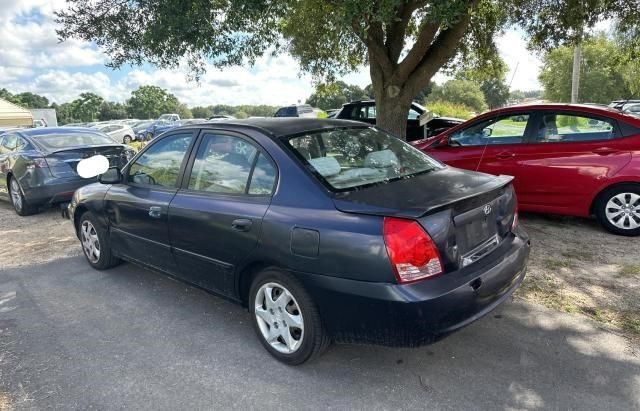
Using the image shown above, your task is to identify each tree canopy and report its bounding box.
[306,81,369,110]
[428,80,488,112]
[50,0,640,136]
[539,35,638,103]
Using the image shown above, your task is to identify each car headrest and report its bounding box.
[364,149,399,168]
[308,156,341,177]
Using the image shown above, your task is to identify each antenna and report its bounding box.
[508,61,519,89]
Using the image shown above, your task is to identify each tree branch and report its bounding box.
[385,0,425,64]
[404,8,475,97]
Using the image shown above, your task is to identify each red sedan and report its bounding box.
[414,104,640,236]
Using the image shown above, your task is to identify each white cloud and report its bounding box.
[1,0,546,106]
[497,30,543,91]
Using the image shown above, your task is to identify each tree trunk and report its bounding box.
[375,92,412,139]
[369,62,414,140]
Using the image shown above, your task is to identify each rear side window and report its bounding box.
[535,113,615,143]
[128,133,193,187]
[187,134,276,196]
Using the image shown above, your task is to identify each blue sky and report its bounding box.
[1,0,544,106]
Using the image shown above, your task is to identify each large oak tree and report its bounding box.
[56,0,639,139]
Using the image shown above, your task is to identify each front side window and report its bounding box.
[188,134,259,194]
[536,113,615,143]
[128,133,193,187]
[286,127,442,191]
[450,114,530,146]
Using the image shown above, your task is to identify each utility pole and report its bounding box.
[571,42,581,103]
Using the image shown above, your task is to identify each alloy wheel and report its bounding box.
[81,220,101,263]
[9,179,22,212]
[254,282,304,354]
[605,192,640,230]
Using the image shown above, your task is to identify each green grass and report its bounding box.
[543,258,574,271]
[561,250,594,262]
[617,264,640,278]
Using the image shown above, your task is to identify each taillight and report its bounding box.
[383,217,443,284]
[26,157,49,169]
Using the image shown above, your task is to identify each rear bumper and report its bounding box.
[22,177,95,205]
[294,227,530,346]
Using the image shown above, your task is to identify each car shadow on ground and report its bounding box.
[1,256,638,409]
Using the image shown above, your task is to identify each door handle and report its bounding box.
[592,147,618,155]
[148,206,162,218]
[231,218,253,231]
[496,152,515,159]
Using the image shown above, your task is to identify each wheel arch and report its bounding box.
[236,260,284,307]
[73,204,90,237]
[590,181,640,214]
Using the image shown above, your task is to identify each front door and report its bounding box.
[104,132,195,272]
[168,132,277,295]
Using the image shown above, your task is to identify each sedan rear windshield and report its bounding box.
[34,132,115,150]
[285,127,443,191]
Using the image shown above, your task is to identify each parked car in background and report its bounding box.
[33,119,48,128]
[138,120,171,141]
[335,100,464,141]
[414,104,640,235]
[274,104,317,118]
[67,118,528,364]
[142,119,207,141]
[0,127,134,215]
[93,123,136,144]
[158,113,180,122]
[609,100,640,111]
[622,104,640,118]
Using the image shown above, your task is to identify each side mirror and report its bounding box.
[482,128,492,137]
[98,167,122,184]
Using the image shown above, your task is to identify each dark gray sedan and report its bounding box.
[67,118,529,364]
[0,127,135,215]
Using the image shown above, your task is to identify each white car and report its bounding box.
[93,123,136,144]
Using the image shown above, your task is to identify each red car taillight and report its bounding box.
[383,217,443,284]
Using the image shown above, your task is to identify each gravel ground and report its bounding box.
[0,202,80,270]
[0,200,637,344]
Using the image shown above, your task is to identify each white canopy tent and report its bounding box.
[0,98,33,127]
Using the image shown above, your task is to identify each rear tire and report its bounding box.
[78,211,121,269]
[249,269,330,365]
[595,184,640,236]
[8,177,37,216]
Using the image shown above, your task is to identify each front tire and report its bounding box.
[595,184,640,236]
[8,177,37,216]
[249,269,330,365]
[78,212,121,269]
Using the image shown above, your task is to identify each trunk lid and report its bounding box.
[332,167,517,270]
[45,145,129,178]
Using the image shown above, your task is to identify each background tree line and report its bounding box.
[1,85,279,124]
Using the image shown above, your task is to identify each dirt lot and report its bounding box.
[0,201,637,344]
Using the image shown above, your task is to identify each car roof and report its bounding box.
[179,118,368,138]
[16,127,105,136]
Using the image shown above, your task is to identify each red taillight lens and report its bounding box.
[383,217,443,284]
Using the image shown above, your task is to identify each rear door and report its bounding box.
[105,131,196,272]
[503,111,632,213]
[168,131,277,295]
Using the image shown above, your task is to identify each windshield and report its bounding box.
[34,132,115,150]
[285,127,443,191]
